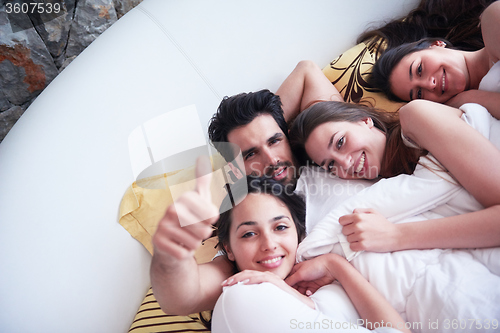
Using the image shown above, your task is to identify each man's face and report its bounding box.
[227,114,296,185]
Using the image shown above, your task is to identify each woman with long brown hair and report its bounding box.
[368,1,500,118]
[274,60,500,260]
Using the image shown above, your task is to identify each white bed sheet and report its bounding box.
[295,166,500,333]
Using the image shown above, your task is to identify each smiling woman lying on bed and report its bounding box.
[275,60,500,261]
[277,59,500,332]
[368,1,500,118]
[151,159,411,333]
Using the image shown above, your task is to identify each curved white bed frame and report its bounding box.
[0,0,418,331]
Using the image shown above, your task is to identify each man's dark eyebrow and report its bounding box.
[241,132,282,157]
[268,132,283,143]
[409,61,414,100]
[320,133,336,167]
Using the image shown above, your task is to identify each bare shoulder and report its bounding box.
[399,100,462,129]
[481,1,500,63]
[482,1,500,19]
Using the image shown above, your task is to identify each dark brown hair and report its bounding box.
[358,0,493,51]
[289,101,424,178]
[216,176,306,258]
[369,37,448,102]
[208,90,287,162]
[359,0,494,101]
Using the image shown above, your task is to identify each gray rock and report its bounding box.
[59,55,77,72]
[0,88,12,112]
[0,59,32,105]
[0,0,142,140]
[65,0,118,59]
[32,0,77,67]
[114,0,143,18]
[0,106,24,143]
[0,8,59,109]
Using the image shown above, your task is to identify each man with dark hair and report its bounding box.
[208,89,297,185]
[150,90,301,318]
[151,61,350,318]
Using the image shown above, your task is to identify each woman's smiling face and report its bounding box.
[389,45,469,103]
[224,193,298,280]
[304,118,386,179]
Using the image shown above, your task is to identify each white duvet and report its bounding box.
[294,103,500,332]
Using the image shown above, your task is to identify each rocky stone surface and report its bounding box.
[0,105,24,141]
[65,0,118,61]
[0,0,143,143]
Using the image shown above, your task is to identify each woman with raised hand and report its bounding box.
[151,158,410,332]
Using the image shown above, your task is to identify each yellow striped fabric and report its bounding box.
[129,238,218,332]
[129,288,211,333]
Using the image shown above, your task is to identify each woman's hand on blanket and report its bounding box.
[152,157,219,264]
[285,254,345,296]
[339,208,401,253]
[223,270,316,308]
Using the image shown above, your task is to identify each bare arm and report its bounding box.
[337,100,500,253]
[397,205,500,250]
[445,2,500,119]
[481,1,500,64]
[151,249,233,315]
[276,60,343,122]
[286,254,411,333]
[150,158,234,315]
[340,206,500,253]
[446,90,500,119]
[400,99,500,208]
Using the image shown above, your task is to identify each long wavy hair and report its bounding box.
[358,0,492,51]
[289,101,424,178]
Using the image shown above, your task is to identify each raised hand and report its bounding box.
[152,156,220,262]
